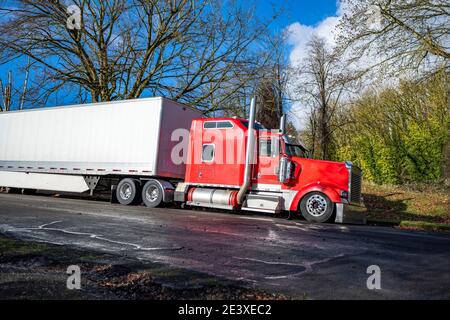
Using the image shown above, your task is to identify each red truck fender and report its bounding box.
[289,183,342,212]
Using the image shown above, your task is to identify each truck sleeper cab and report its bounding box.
[174,112,364,223]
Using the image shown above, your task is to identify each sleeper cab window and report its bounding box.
[202,144,215,162]
[203,121,233,129]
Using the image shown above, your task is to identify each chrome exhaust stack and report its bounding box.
[279,114,286,134]
[237,96,257,205]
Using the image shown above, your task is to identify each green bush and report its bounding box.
[331,72,449,184]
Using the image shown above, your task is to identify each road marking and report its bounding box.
[233,254,346,280]
[234,256,305,267]
[239,216,274,222]
[0,221,183,251]
[6,202,167,225]
[264,254,347,280]
[267,229,279,241]
[275,223,310,231]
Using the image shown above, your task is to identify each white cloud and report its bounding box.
[286,6,345,66]
[285,2,350,130]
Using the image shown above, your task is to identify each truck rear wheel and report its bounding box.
[300,192,334,223]
[142,180,164,208]
[116,178,141,205]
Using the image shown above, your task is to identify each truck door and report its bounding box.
[255,137,280,187]
[197,143,215,182]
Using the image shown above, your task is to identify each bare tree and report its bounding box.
[202,29,290,121]
[255,32,290,129]
[338,0,450,78]
[19,57,31,110]
[0,71,12,112]
[256,78,281,129]
[0,59,33,112]
[0,0,273,112]
[292,36,352,160]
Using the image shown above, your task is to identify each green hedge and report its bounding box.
[332,72,449,184]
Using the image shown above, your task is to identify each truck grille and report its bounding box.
[349,167,362,203]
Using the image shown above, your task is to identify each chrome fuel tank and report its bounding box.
[188,188,238,209]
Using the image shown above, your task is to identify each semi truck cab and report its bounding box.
[175,98,365,224]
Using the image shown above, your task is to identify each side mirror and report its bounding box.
[278,156,292,183]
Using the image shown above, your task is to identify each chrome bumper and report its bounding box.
[335,202,367,225]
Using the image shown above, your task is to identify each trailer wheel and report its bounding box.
[300,192,334,223]
[142,180,164,208]
[116,178,141,205]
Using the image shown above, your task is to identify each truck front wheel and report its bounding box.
[300,192,334,223]
[116,178,141,205]
[142,180,164,208]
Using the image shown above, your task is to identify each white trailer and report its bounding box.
[0,97,201,202]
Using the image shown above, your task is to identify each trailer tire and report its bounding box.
[300,192,334,223]
[142,180,164,208]
[116,178,141,205]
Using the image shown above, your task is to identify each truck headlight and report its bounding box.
[287,161,294,179]
[279,157,293,183]
[340,190,349,199]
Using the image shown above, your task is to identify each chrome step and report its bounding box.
[242,194,282,214]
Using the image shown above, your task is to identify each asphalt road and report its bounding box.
[0,193,449,299]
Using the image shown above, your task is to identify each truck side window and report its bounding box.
[204,121,233,129]
[202,144,215,162]
[204,122,216,129]
[216,121,233,128]
[259,138,280,157]
[259,140,271,157]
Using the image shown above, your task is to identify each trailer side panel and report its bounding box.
[0,97,201,180]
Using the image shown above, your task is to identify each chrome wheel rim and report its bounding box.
[119,182,133,200]
[145,185,159,202]
[306,195,328,216]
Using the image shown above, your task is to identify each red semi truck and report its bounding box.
[0,97,365,224]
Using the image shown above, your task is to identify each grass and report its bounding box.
[363,182,450,232]
[399,221,450,232]
[0,237,49,255]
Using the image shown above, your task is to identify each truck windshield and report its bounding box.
[285,144,307,158]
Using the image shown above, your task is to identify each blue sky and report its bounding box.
[258,0,338,30]
[0,0,339,111]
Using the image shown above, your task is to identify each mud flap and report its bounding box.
[335,203,367,225]
[110,184,118,204]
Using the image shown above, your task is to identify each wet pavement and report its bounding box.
[0,193,449,299]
